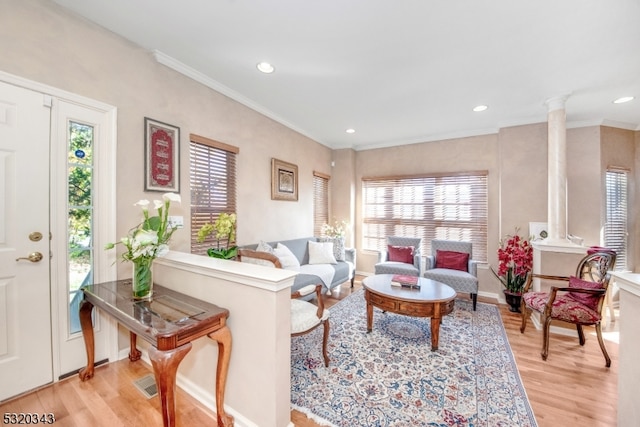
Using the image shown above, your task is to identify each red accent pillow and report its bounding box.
[435,250,469,272]
[387,245,414,263]
[568,276,603,310]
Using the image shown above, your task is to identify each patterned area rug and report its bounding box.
[291,290,537,427]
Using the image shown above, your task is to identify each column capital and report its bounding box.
[545,93,571,112]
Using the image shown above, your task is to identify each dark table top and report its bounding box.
[82,280,230,350]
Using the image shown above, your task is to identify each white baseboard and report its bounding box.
[117,348,259,427]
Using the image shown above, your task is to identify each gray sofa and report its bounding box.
[238,237,356,296]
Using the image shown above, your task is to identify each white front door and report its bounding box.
[0,81,53,400]
[0,75,117,400]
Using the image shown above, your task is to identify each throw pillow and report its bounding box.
[308,241,337,264]
[567,275,603,310]
[388,245,414,264]
[256,240,275,254]
[435,250,469,272]
[242,256,277,268]
[274,243,300,271]
[320,237,346,261]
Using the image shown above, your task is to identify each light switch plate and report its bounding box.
[168,216,184,228]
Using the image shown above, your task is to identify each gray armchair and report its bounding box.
[374,236,423,277]
[424,239,479,310]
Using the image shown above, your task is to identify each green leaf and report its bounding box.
[144,216,162,231]
[207,246,238,260]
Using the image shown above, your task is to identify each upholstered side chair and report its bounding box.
[374,236,423,277]
[520,250,616,367]
[291,284,330,367]
[423,240,479,310]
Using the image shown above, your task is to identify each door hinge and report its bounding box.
[43,94,53,108]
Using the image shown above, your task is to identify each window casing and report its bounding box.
[604,169,628,271]
[190,134,238,255]
[313,172,330,236]
[362,172,488,261]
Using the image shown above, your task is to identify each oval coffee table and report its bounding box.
[362,274,456,351]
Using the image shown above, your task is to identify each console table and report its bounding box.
[78,280,233,427]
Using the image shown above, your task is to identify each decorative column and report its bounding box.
[544,94,570,245]
[530,94,585,330]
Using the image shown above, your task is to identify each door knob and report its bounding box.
[16,252,43,263]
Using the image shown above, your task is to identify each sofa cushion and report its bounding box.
[269,238,310,264]
[375,261,420,277]
[320,237,346,261]
[240,237,355,297]
[256,240,275,254]
[435,250,469,272]
[308,241,337,265]
[274,243,300,271]
[242,255,276,268]
[388,245,414,263]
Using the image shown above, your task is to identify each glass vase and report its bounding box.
[132,258,154,299]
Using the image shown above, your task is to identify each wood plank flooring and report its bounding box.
[1,276,618,426]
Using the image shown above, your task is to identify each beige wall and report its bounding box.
[330,149,357,247]
[351,124,639,296]
[354,133,502,293]
[0,0,332,279]
[3,1,639,288]
[600,126,637,271]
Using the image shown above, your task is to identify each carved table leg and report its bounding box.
[148,343,192,427]
[129,332,141,361]
[365,294,373,333]
[208,325,234,427]
[430,316,441,351]
[78,298,95,381]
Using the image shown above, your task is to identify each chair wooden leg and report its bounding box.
[471,293,477,311]
[321,319,330,367]
[520,307,529,333]
[576,324,586,346]
[541,316,552,361]
[595,322,611,368]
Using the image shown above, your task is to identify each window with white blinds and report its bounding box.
[313,172,330,236]
[362,171,488,261]
[604,169,628,271]
[190,134,238,255]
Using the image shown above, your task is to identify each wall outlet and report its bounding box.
[168,216,184,228]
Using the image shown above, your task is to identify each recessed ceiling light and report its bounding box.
[346,128,356,134]
[473,105,488,112]
[256,62,275,74]
[613,96,634,104]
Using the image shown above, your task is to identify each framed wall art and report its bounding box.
[271,158,298,201]
[144,117,180,192]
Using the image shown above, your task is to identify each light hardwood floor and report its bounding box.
[1,276,618,426]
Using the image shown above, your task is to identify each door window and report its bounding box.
[67,121,94,334]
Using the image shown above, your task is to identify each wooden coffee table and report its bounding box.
[362,274,456,351]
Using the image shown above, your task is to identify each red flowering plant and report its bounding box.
[491,228,533,294]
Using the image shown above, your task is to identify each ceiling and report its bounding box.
[52,0,640,151]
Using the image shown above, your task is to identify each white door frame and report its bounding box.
[0,70,118,381]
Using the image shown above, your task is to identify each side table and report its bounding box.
[78,280,233,427]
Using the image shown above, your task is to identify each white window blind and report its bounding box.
[604,169,628,271]
[362,171,488,261]
[190,134,238,255]
[313,172,330,236]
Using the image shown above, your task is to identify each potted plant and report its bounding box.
[105,193,181,299]
[491,228,533,312]
[197,213,238,260]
